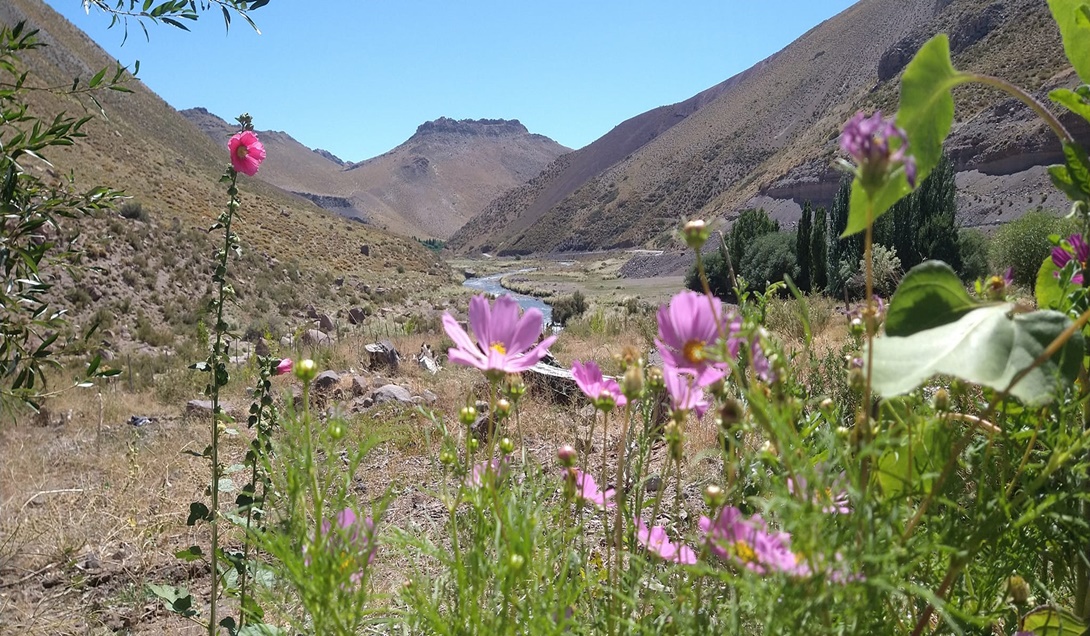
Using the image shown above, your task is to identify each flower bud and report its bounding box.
[295,358,318,383]
[459,405,477,426]
[439,449,456,465]
[327,421,344,440]
[595,390,617,414]
[932,388,950,412]
[622,365,644,401]
[646,366,665,393]
[504,374,526,401]
[819,398,834,413]
[495,398,512,418]
[557,444,577,467]
[704,484,726,509]
[682,219,710,250]
[848,367,865,392]
[1007,575,1031,605]
[849,317,865,338]
[467,438,479,452]
[499,437,515,454]
[509,553,525,571]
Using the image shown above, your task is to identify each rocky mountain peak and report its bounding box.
[412,117,530,139]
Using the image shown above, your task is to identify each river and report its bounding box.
[462,269,553,325]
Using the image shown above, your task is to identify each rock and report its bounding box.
[360,244,370,256]
[306,305,320,320]
[421,389,438,404]
[318,313,335,333]
[371,384,413,405]
[364,340,400,371]
[314,370,341,391]
[334,277,344,286]
[280,335,293,348]
[302,329,332,346]
[129,415,151,427]
[362,284,372,294]
[644,475,663,493]
[349,396,373,412]
[186,400,215,417]
[348,307,368,324]
[351,375,371,397]
[255,337,270,357]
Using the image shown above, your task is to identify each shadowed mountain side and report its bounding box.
[452,0,1081,256]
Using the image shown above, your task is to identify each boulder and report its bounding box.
[350,375,371,397]
[348,307,368,325]
[372,384,413,405]
[302,329,332,346]
[314,370,341,391]
[364,340,400,372]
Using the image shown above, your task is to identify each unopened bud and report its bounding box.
[682,219,710,250]
[504,374,526,401]
[295,358,318,383]
[1007,575,1031,605]
[557,444,577,467]
[509,553,525,571]
[459,405,477,426]
[646,366,664,393]
[495,398,512,418]
[664,422,683,460]
[499,437,515,454]
[932,388,950,412]
[622,365,644,400]
[327,421,344,440]
[704,484,726,509]
[467,438,479,452]
[849,317,864,338]
[848,367,865,392]
[439,449,456,465]
[819,398,835,413]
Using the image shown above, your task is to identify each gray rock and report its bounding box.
[279,335,293,348]
[365,341,400,371]
[348,307,368,325]
[360,244,370,256]
[302,329,332,346]
[314,370,341,391]
[421,389,438,404]
[371,384,413,405]
[306,305,320,320]
[318,313,335,333]
[255,337,270,357]
[350,375,371,397]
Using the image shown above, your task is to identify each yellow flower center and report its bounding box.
[236,145,249,159]
[733,540,758,564]
[490,342,506,355]
[682,339,705,364]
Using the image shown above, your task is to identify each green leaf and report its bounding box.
[1050,164,1086,200]
[877,414,950,498]
[1047,0,1090,82]
[187,501,211,526]
[146,583,197,617]
[1050,87,1090,122]
[1036,256,1065,310]
[174,545,204,562]
[869,305,1083,406]
[1063,142,1090,195]
[1021,605,1088,635]
[883,261,983,337]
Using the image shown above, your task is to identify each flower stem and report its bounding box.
[962,72,1073,145]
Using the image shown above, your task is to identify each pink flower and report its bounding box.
[469,456,510,488]
[634,518,697,565]
[442,295,557,380]
[699,507,807,576]
[570,468,615,509]
[1052,234,1089,284]
[228,130,266,176]
[305,508,376,584]
[274,358,293,376]
[571,360,627,410]
[663,366,711,419]
[655,291,740,387]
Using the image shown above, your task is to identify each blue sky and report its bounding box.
[44,1,858,162]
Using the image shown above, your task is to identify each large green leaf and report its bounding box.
[1021,605,1089,636]
[1047,0,1090,82]
[869,305,1082,406]
[844,35,965,236]
[1050,87,1090,123]
[1036,256,1065,310]
[884,261,983,336]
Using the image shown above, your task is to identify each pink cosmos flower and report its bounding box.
[442,295,558,380]
[655,291,740,387]
[1052,234,1089,284]
[469,456,510,488]
[274,358,293,376]
[663,366,711,419]
[571,360,627,410]
[839,111,916,188]
[634,518,697,565]
[570,468,615,509]
[699,507,807,576]
[228,130,266,176]
[305,508,376,584]
[750,338,775,383]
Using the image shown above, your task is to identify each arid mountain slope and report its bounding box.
[3,0,449,348]
[183,109,570,240]
[450,0,1082,256]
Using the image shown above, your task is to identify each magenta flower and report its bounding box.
[787,471,851,515]
[469,456,510,488]
[655,291,739,387]
[571,360,627,410]
[699,507,807,576]
[442,295,558,380]
[274,358,293,376]
[228,130,266,177]
[635,518,697,565]
[663,366,711,419]
[570,468,615,509]
[305,508,376,584]
[750,338,775,383]
[839,111,917,189]
[1052,234,1089,284]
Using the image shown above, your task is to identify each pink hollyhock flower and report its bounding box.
[305,508,376,584]
[839,111,916,188]
[442,295,557,380]
[570,468,615,509]
[571,360,627,410]
[274,358,293,376]
[228,130,266,176]
[699,507,807,576]
[634,518,697,565]
[663,366,711,419]
[655,291,740,387]
[1052,234,1089,284]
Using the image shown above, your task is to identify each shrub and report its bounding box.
[739,231,798,292]
[551,290,587,326]
[685,247,736,302]
[118,200,149,221]
[958,229,990,282]
[989,209,1076,286]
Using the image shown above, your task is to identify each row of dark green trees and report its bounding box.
[688,155,1003,301]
